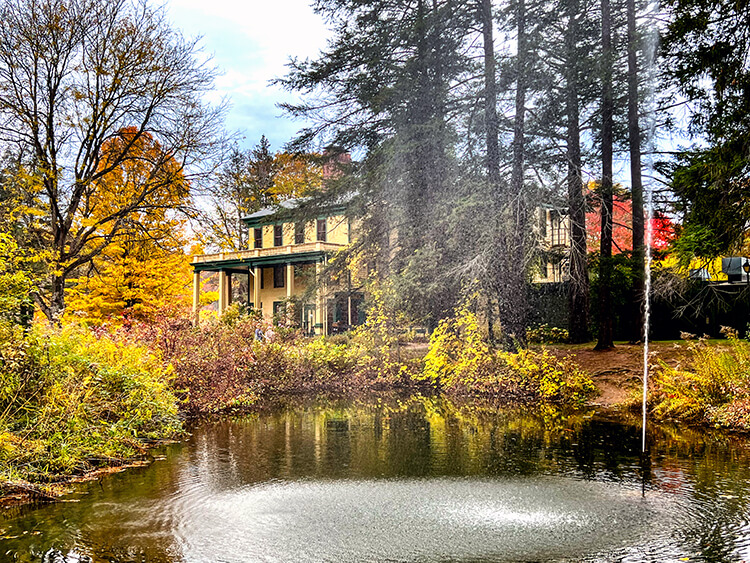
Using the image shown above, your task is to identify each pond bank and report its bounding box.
[543,340,701,408]
[0,324,731,509]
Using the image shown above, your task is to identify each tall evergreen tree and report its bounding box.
[595,0,615,350]
[665,0,750,260]
[278,0,474,327]
[565,0,591,343]
[478,0,533,349]
[627,0,645,342]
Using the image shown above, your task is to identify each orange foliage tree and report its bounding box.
[65,128,193,324]
[0,0,222,322]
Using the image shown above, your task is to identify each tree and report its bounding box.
[0,230,35,325]
[587,191,675,253]
[273,152,323,199]
[65,129,193,323]
[665,0,750,261]
[565,0,592,344]
[626,0,646,342]
[204,137,322,251]
[665,0,750,142]
[482,0,535,349]
[0,0,223,322]
[595,0,615,350]
[278,0,473,328]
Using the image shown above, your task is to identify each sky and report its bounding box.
[165,0,330,152]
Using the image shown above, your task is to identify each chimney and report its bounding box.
[322,146,351,181]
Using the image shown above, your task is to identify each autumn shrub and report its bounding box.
[125,300,420,413]
[526,324,569,344]
[651,334,750,430]
[419,308,595,406]
[500,348,596,406]
[124,312,269,413]
[0,323,181,485]
[420,308,498,391]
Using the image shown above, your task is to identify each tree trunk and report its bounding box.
[505,0,529,349]
[627,0,645,342]
[480,0,529,350]
[566,0,590,344]
[480,0,501,193]
[34,271,66,324]
[595,0,614,350]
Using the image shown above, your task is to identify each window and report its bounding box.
[254,228,263,249]
[295,223,305,245]
[274,224,283,247]
[273,265,285,288]
[316,218,327,242]
[260,267,264,289]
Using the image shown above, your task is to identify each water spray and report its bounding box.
[641,0,660,454]
[642,182,653,454]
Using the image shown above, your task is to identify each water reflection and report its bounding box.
[2,395,750,562]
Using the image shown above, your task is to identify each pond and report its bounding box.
[3,395,750,562]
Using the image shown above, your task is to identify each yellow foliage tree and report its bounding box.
[205,137,323,251]
[272,151,323,199]
[66,128,193,324]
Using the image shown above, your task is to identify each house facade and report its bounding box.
[191,200,363,335]
[534,205,571,283]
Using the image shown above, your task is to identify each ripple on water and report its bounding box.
[166,476,675,562]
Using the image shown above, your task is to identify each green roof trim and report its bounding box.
[193,251,328,272]
[241,198,349,227]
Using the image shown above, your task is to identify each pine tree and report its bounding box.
[595,0,615,350]
[665,0,750,260]
[278,0,474,327]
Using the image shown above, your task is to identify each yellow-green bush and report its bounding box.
[651,336,750,430]
[501,348,596,407]
[420,308,496,388]
[526,324,569,344]
[0,324,181,484]
[419,308,595,405]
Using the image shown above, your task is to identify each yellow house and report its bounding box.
[191,199,362,334]
[534,205,570,283]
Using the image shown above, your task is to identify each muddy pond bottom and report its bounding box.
[3,396,750,562]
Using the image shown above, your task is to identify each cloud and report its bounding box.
[165,0,329,151]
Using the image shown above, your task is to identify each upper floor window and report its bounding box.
[254,228,263,249]
[274,224,283,247]
[295,223,305,245]
[316,218,327,242]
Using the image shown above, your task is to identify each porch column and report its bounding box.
[286,263,294,299]
[217,270,227,315]
[226,272,232,309]
[253,266,261,312]
[251,267,255,307]
[323,256,329,335]
[314,261,322,335]
[192,270,200,326]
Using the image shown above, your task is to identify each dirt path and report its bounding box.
[543,341,693,408]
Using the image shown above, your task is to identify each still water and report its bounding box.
[3,395,750,562]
